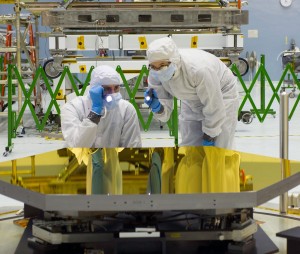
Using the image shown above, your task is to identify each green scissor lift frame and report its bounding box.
[3,55,300,156]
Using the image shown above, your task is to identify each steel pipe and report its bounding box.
[279,89,290,214]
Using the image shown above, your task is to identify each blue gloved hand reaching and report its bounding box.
[202,133,215,146]
[202,140,215,146]
[144,88,162,113]
[89,86,104,115]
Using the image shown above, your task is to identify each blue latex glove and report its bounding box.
[144,88,161,113]
[202,139,215,146]
[89,86,104,115]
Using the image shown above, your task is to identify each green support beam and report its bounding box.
[4,58,300,154]
[117,65,154,132]
[4,65,15,156]
[284,64,300,120]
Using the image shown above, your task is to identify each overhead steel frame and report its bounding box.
[38,1,248,64]
[19,1,248,75]
[40,2,248,30]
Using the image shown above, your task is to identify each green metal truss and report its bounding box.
[4,57,300,154]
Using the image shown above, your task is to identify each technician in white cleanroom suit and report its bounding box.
[144,37,239,149]
[60,65,142,195]
[61,65,142,148]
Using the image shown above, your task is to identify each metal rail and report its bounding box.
[1,172,300,212]
[41,8,247,30]
[279,90,290,214]
[22,1,240,12]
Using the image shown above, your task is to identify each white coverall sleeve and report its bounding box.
[61,101,98,147]
[119,104,142,147]
[148,73,174,122]
[195,67,226,138]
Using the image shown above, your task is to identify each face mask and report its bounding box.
[155,63,176,83]
[103,92,122,111]
[149,69,159,81]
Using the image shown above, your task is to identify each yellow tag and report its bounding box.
[56,89,64,100]
[77,36,85,50]
[0,0,14,3]
[138,36,147,49]
[191,36,198,48]
[79,65,86,73]
[169,233,181,238]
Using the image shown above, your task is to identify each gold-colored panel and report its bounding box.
[0,146,298,197]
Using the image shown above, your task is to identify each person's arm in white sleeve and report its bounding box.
[195,67,226,138]
[61,100,98,147]
[147,73,174,122]
[119,104,142,147]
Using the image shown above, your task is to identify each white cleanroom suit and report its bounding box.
[147,37,239,149]
[60,66,142,148]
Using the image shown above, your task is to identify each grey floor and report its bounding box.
[253,209,300,254]
[1,84,300,253]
